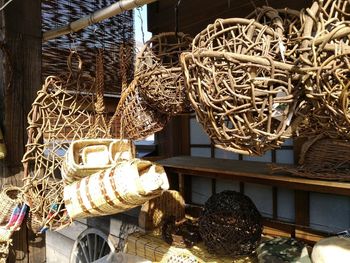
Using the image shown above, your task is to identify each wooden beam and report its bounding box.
[158,156,350,196]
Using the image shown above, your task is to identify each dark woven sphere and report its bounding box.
[199,191,262,257]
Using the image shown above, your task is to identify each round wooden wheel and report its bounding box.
[70,228,116,263]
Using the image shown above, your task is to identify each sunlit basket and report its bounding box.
[61,139,135,183]
[0,187,22,225]
[120,79,169,140]
[139,190,185,232]
[136,32,193,115]
[64,159,169,219]
[0,203,28,242]
[199,191,262,257]
[299,0,350,137]
[160,252,204,263]
[181,18,299,155]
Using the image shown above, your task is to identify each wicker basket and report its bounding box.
[136,32,193,116]
[0,187,22,225]
[299,1,350,137]
[181,18,298,155]
[120,79,169,140]
[61,139,135,183]
[272,136,350,181]
[138,190,185,232]
[0,204,28,242]
[64,159,169,219]
[199,191,262,257]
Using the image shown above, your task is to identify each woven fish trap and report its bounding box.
[272,135,350,181]
[135,32,193,115]
[64,159,169,219]
[0,187,22,225]
[182,18,301,155]
[22,51,113,232]
[199,191,262,257]
[61,139,135,183]
[119,79,169,140]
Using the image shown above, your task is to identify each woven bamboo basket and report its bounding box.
[63,159,169,219]
[138,190,185,232]
[120,79,169,140]
[272,135,350,181]
[181,18,300,155]
[136,32,193,116]
[61,138,135,183]
[0,187,22,225]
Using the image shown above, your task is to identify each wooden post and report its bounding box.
[0,1,45,262]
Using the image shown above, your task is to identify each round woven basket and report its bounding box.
[136,32,193,116]
[182,18,298,155]
[120,79,169,140]
[0,187,22,225]
[199,191,262,257]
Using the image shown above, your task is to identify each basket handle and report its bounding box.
[67,50,83,81]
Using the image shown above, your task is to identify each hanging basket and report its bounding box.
[0,187,22,225]
[61,138,135,183]
[136,32,193,115]
[182,18,300,155]
[63,159,169,219]
[296,1,350,137]
[120,79,169,140]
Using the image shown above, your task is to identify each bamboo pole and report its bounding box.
[43,0,158,42]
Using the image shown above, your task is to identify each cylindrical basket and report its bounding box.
[0,187,22,225]
[64,159,169,219]
[182,18,299,155]
[61,138,135,183]
[136,32,193,115]
[120,79,169,140]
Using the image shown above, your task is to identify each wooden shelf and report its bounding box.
[157,156,350,196]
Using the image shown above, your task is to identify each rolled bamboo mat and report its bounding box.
[125,232,257,263]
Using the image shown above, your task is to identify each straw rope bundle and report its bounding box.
[119,79,170,140]
[181,17,301,155]
[22,51,113,232]
[136,32,193,115]
[63,159,169,219]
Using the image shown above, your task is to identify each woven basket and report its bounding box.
[136,32,193,116]
[0,187,22,226]
[181,18,299,155]
[64,159,169,219]
[61,139,135,183]
[272,136,350,181]
[138,190,185,232]
[0,203,28,242]
[120,79,169,140]
[299,1,350,137]
[199,191,262,257]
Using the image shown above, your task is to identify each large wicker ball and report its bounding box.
[199,191,262,257]
[181,18,297,155]
[136,32,193,116]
